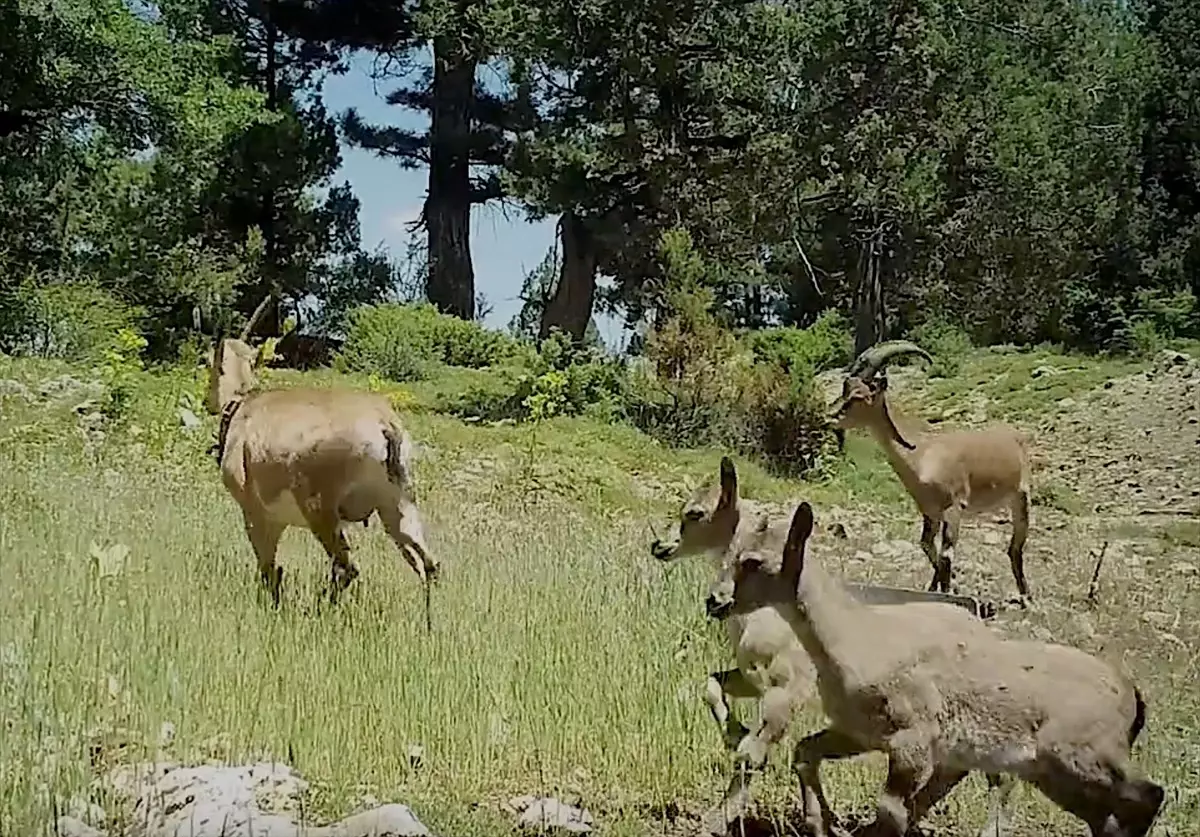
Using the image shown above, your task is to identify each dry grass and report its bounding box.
[1,347,1197,836]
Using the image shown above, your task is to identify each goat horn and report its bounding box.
[240,293,273,342]
[846,340,933,379]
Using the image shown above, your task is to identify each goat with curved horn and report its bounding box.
[831,339,1035,604]
[203,290,439,609]
[844,339,934,380]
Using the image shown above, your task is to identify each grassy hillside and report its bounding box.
[2,341,1198,836]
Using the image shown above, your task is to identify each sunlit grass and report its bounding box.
[2,346,1197,835]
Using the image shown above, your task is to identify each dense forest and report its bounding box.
[3,0,1199,471]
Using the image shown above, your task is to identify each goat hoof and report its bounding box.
[701,795,751,836]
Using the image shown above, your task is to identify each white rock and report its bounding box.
[51,816,107,837]
[513,796,594,833]
[331,803,432,836]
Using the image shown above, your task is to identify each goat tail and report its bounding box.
[1129,684,1148,747]
[382,420,414,490]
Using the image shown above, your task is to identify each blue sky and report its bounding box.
[318,50,629,348]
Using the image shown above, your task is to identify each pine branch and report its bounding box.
[340,108,427,165]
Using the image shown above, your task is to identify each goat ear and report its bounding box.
[783,502,815,579]
[718,455,738,508]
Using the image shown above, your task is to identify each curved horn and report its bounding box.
[240,293,273,342]
[846,340,933,380]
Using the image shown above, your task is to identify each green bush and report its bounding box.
[626,281,832,474]
[1131,288,1198,348]
[6,280,143,363]
[338,302,525,381]
[909,316,974,378]
[441,332,631,423]
[744,310,853,376]
[736,363,835,477]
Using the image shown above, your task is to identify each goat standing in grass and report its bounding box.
[707,501,1163,837]
[202,301,438,606]
[649,457,1009,835]
[830,340,1034,604]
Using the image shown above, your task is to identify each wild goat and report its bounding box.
[707,501,1163,837]
[831,340,1034,603]
[202,300,438,606]
[649,457,1009,834]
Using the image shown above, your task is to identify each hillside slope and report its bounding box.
[1,345,1196,836]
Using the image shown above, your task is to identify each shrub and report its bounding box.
[736,363,835,477]
[7,280,143,363]
[909,316,974,378]
[744,310,853,376]
[337,302,524,381]
[1130,288,1198,353]
[441,332,631,423]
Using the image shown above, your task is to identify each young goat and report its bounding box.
[204,305,438,606]
[831,340,1034,603]
[649,458,1006,834]
[708,501,1163,837]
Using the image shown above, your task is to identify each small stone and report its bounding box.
[179,408,201,430]
[406,743,424,770]
[1031,365,1062,379]
[335,803,433,836]
[1142,611,1172,628]
[51,816,107,837]
[1169,562,1197,577]
[514,797,594,833]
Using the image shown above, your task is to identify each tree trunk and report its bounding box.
[426,35,475,320]
[259,0,282,337]
[853,225,885,356]
[539,210,598,342]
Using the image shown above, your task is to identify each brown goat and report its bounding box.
[203,300,437,606]
[831,340,1034,603]
[708,501,1163,837]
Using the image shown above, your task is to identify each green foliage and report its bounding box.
[98,327,149,420]
[908,316,974,378]
[338,302,525,382]
[744,311,853,376]
[8,281,143,364]
[630,276,830,475]
[442,332,630,424]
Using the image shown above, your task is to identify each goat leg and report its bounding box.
[920,516,942,592]
[936,512,962,594]
[243,510,284,608]
[978,773,1017,837]
[870,730,936,836]
[792,728,868,837]
[704,668,757,750]
[1008,488,1032,606]
[702,686,791,835]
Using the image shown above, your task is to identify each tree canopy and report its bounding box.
[2,0,1198,357]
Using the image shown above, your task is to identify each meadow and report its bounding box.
[2,340,1198,836]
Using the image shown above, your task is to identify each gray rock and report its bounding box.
[178,408,201,430]
[330,804,432,836]
[51,816,107,837]
[510,796,594,834]
[104,761,437,837]
[1157,349,1191,371]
